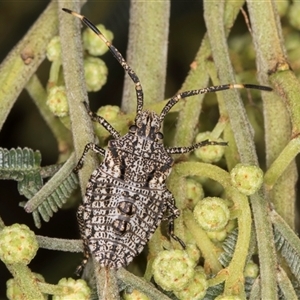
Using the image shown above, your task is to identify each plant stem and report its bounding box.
[117,268,172,300]
[271,208,300,283]
[203,1,278,298]
[122,1,170,113]
[24,153,76,212]
[93,264,119,300]
[184,210,222,274]
[247,0,299,230]
[173,0,245,150]
[6,264,44,299]
[277,266,298,300]
[58,0,94,196]
[0,1,59,131]
[25,75,73,159]
[169,162,252,295]
[264,137,300,189]
[36,235,83,252]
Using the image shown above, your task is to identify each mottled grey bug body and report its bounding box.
[77,111,179,268]
[62,8,272,272]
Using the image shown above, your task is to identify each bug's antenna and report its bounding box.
[159,83,272,122]
[62,8,144,115]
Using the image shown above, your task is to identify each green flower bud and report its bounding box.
[153,250,194,292]
[97,105,120,122]
[123,289,150,300]
[206,229,228,242]
[230,163,263,195]
[173,267,208,300]
[47,36,61,61]
[215,295,243,300]
[0,224,38,265]
[83,24,114,56]
[53,278,91,300]
[6,278,24,300]
[185,178,204,209]
[225,219,237,233]
[84,56,108,92]
[194,132,225,163]
[193,197,230,231]
[244,261,259,278]
[7,273,46,300]
[185,243,201,264]
[288,3,300,30]
[47,86,69,117]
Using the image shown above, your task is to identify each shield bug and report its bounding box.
[62,8,272,273]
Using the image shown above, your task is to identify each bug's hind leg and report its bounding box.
[164,191,186,249]
[75,205,90,276]
[167,214,186,249]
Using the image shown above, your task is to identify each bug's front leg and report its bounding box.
[74,143,106,173]
[164,191,186,249]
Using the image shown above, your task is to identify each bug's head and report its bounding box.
[130,111,163,142]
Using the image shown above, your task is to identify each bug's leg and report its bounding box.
[164,192,186,249]
[83,102,120,139]
[75,205,90,276]
[166,139,228,155]
[74,143,106,173]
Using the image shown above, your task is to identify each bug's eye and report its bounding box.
[156,132,163,140]
[129,125,137,132]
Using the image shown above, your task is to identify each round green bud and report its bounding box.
[215,295,243,300]
[173,267,208,300]
[153,250,194,292]
[46,36,61,61]
[47,86,69,117]
[0,224,38,265]
[230,163,263,195]
[221,197,234,209]
[83,24,114,56]
[123,289,150,300]
[193,197,230,231]
[185,178,204,209]
[194,132,225,163]
[288,2,300,30]
[84,56,108,92]
[97,105,120,122]
[53,278,91,300]
[6,278,24,300]
[185,243,201,264]
[206,229,228,242]
[7,273,46,300]
[225,219,237,234]
[244,261,259,278]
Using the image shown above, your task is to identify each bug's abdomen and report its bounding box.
[82,168,166,268]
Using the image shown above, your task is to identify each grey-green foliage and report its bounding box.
[0,147,78,228]
[274,226,300,282]
[218,228,239,267]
